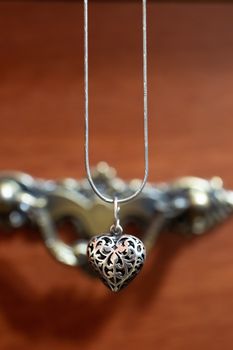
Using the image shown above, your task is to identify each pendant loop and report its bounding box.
[110,197,123,235]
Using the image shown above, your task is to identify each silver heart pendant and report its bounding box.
[87,233,146,292]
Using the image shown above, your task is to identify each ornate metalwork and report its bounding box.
[0,162,232,276]
[87,233,146,292]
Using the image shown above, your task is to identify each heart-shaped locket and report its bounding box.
[87,233,146,292]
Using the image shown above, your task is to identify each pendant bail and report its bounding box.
[110,197,123,235]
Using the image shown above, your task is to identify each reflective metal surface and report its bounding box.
[0,162,232,274]
[87,233,146,292]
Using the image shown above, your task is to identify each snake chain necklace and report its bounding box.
[84,0,149,292]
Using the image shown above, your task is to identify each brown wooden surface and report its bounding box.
[0,2,233,350]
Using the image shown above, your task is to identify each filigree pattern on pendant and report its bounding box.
[87,234,146,292]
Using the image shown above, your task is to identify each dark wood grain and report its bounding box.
[0,2,233,350]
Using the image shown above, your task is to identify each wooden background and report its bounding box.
[0,1,233,350]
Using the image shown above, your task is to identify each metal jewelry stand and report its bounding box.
[0,162,232,275]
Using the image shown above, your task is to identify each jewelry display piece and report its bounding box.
[87,232,146,292]
[1,1,232,293]
[83,0,149,291]
[87,199,146,291]
[0,163,232,277]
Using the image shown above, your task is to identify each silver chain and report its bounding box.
[84,0,149,204]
